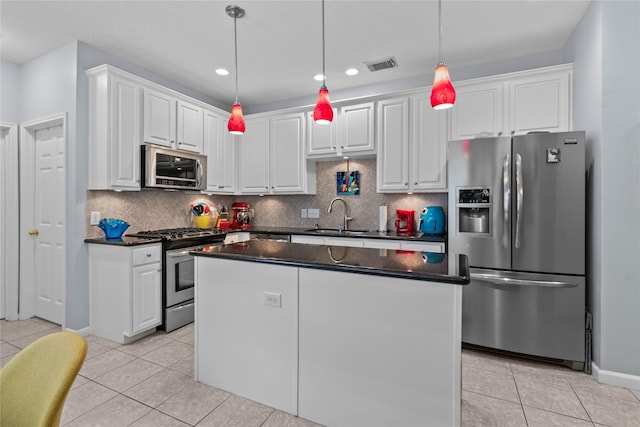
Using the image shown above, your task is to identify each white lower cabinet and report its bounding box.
[291,235,445,252]
[195,258,298,414]
[89,243,162,344]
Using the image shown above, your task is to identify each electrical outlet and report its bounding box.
[90,211,101,225]
[264,292,281,308]
[308,208,320,218]
[301,209,307,218]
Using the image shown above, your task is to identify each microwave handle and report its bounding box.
[196,159,204,188]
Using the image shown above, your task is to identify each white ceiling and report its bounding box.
[1,0,590,109]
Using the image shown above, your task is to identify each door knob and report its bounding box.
[28,229,39,236]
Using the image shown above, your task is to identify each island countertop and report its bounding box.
[192,239,468,285]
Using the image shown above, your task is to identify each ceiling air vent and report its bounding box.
[365,57,397,72]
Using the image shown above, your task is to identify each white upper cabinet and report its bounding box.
[377,97,409,192]
[270,112,313,194]
[87,65,142,191]
[176,100,204,152]
[377,93,447,193]
[449,81,506,140]
[410,93,447,191]
[143,88,176,147]
[509,70,570,135]
[449,64,572,140]
[306,109,338,158]
[339,102,375,155]
[204,108,236,194]
[238,113,315,195]
[143,87,204,153]
[238,117,271,194]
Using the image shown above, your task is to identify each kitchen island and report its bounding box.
[192,240,469,427]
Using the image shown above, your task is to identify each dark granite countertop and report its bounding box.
[84,236,162,246]
[247,226,447,242]
[192,240,468,285]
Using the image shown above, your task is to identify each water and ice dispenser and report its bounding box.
[456,188,491,235]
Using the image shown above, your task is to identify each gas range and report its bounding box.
[128,227,226,241]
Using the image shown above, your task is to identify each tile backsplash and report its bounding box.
[86,158,447,238]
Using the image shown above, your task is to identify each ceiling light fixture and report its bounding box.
[430,0,456,110]
[345,68,359,76]
[313,0,333,125]
[226,5,246,135]
[216,68,229,76]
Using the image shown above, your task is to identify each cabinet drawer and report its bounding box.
[399,241,445,253]
[132,244,161,265]
[363,239,401,250]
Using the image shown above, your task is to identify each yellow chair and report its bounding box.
[0,331,88,427]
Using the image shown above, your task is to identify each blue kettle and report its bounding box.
[419,206,446,236]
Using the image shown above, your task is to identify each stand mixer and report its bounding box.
[230,202,251,230]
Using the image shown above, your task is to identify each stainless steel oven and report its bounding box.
[165,246,197,332]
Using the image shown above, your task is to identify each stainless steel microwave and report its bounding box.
[142,145,207,190]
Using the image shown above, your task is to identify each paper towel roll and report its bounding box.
[379,204,388,232]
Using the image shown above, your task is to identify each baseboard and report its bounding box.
[592,361,640,391]
[65,325,91,337]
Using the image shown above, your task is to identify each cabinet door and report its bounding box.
[204,109,236,193]
[307,109,338,157]
[376,97,409,192]
[176,100,204,152]
[509,70,571,135]
[238,117,270,194]
[110,75,142,189]
[131,262,162,335]
[411,93,447,191]
[270,112,306,193]
[143,88,176,147]
[339,102,375,154]
[449,81,506,140]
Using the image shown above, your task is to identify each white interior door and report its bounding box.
[20,115,66,324]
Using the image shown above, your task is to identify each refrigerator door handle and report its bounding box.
[502,153,510,248]
[515,153,523,248]
[471,273,578,288]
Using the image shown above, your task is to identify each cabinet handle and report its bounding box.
[219,185,225,189]
[498,131,503,136]
[511,130,515,135]
[146,253,152,257]
[404,182,408,185]
[414,182,418,185]
[157,269,162,272]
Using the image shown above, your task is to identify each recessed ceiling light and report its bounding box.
[345,68,359,76]
[313,73,325,82]
[216,68,229,76]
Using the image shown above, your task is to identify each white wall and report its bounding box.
[1,61,20,123]
[564,0,640,381]
[599,1,640,377]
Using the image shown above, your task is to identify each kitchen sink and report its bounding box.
[304,228,370,235]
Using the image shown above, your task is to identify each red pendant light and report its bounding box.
[226,5,246,134]
[314,86,333,124]
[430,0,456,110]
[228,103,246,135]
[313,0,333,124]
[431,63,456,110]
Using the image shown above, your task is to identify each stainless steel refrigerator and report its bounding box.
[448,131,586,370]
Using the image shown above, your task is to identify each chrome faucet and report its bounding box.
[328,197,352,231]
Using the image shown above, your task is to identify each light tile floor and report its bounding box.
[1,318,639,426]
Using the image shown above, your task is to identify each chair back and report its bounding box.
[0,331,88,427]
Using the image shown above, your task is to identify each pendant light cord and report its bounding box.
[321,0,327,89]
[438,0,443,65]
[233,13,239,104]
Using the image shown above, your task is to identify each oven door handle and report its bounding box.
[171,301,195,311]
[166,250,193,258]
